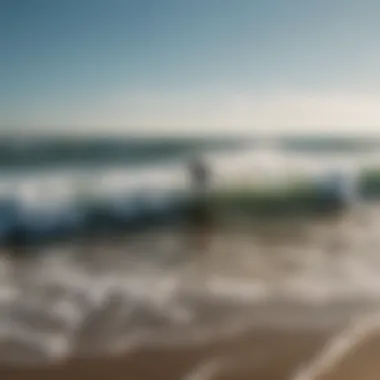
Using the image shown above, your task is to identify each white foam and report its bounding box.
[205,276,273,302]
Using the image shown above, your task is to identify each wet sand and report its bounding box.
[3,325,380,379]
[316,332,380,380]
[0,328,330,380]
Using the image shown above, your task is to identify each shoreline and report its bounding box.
[0,326,332,380]
[4,319,380,379]
[3,323,380,380]
[2,205,380,378]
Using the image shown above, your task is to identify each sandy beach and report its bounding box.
[0,327,330,380]
[317,332,380,380]
[3,323,380,380]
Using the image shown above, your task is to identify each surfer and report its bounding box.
[189,156,210,194]
[186,156,213,252]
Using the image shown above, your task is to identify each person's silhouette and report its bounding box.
[189,157,210,194]
[186,157,213,252]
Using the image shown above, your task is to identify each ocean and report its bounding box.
[0,135,379,211]
[2,135,380,377]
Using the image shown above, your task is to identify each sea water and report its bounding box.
[1,140,380,363]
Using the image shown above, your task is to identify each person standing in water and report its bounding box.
[189,156,210,194]
[187,156,213,252]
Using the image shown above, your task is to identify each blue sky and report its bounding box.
[1,0,380,135]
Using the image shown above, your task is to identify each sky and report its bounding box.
[1,0,380,136]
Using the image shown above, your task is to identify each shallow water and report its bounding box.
[1,203,380,364]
